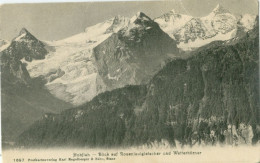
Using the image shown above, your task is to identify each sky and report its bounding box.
[0,0,258,41]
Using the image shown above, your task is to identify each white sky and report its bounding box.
[0,0,258,41]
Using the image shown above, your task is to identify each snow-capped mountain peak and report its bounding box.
[120,12,158,39]
[130,11,152,24]
[113,15,128,24]
[14,28,37,42]
[211,4,230,15]
[58,15,130,45]
[167,4,238,51]
[14,33,26,41]
[19,27,30,35]
[2,28,47,61]
[14,28,29,41]
[105,15,129,33]
[154,9,193,39]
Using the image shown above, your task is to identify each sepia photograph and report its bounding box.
[0,0,259,162]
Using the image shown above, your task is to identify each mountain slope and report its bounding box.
[1,77,73,143]
[17,22,259,147]
[22,12,179,106]
[0,29,72,143]
[93,12,179,90]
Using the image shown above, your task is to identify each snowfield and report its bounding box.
[22,16,129,105]
[155,4,256,51]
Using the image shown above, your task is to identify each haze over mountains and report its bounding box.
[0,4,259,147]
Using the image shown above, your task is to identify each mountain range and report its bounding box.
[17,21,260,147]
[154,4,257,50]
[0,4,259,147]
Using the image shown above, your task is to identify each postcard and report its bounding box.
[0,0,259,162]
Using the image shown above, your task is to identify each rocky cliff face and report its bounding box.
[0,28,48,84]
[20,12,179,106]
[1,28,47,61]
[93,12,179,90]
[1,56,31,85]
[0,29,72,143]
[17,23,259,147]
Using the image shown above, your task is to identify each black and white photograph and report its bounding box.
[0,0,259,162]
